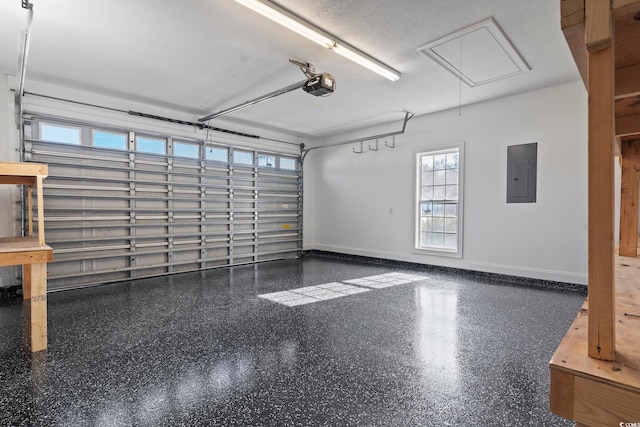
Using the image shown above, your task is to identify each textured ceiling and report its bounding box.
[0,0,580,140]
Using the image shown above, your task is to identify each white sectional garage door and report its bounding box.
[23,114,302,291]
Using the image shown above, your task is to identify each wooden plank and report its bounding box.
[22,264,31,301]
[615,64,640,98]
[613,0,640,11]
[562,0,586,29]
[585,0,612,52]
[619,139,640,256]
[0,237,53,267]
[587,43,616,360]
[574,376,640,425]
[27,186,33,237]
[615,95,640,118]
[36,175,44,246]
[0,176,35,186]
[0,236,52,252]
[617,114,640,138]
[29,262,47,352]
[0,250,53,267]
[0,162,47,178]
[550,367,575,419]
[614,4,640,69]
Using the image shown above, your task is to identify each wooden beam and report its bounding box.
[619,139,640,256]
[562,0,586,29]
[617,114,640,137]
[615,64,640,98]
[0,162,48,178]
[22,264,31,301]
[36,175,45,246]
[613,0,640,10]
[27,186,33,237]
[585,0,612,52]
[587,43,616,360]
[564,24,589,86]
[614,2,640,69]
[0,176,35,186]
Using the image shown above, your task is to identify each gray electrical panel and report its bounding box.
[507,143,537,203]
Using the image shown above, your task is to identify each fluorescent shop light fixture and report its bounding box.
[233,0,401,81]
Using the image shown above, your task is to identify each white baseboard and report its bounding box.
[307,244,587,285]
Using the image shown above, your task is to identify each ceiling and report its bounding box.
[0,0,580,140]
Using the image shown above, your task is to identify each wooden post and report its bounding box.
[22,264,31,301]
[587,29,616,360]
[619,140,640,256]
[36,176,45,246]
[27,186,33,237]
[29,262,47,352]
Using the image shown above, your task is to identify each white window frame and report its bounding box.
[414,143,464,258]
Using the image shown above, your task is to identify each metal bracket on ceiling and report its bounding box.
[301,110,414,162]
[289,58,317,79]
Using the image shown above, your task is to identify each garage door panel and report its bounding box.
[25,116,301,290]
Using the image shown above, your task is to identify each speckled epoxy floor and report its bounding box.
[0,256,585,426]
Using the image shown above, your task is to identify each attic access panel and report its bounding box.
[418,18,530,86]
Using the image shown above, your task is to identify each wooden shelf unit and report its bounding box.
[550,1,640,425]
[0,162,53,352]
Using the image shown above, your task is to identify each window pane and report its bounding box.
[421,155,433,171]
[40,123,81,144]
[421,232,433,246]
[432,232,445,247]
[433,217,444,232]
[444,217,457,233]
[444,233,457,250]
[234,150,254,165]
[93,130,126,150]
[421,186,434,200]
[434,186,446,200]
[421,171,433,186]
[421,217,433,232]
[433,154,446,170]
[420,202,433,215]
[446,169,458,185]
[445,185,458,200]
[280,157,297,170]
[137,137,166,154]
[445,203,457,217]
[446,152,459,169]
[432,203,445,216]
[174,142,199,158]
[434,170,446,185]
[258,154,275,167]
[206,146,228,162]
